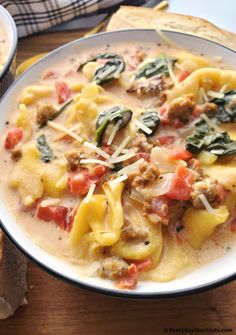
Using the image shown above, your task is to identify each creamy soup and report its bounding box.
[1,38,236,290]
[0,22,9,72]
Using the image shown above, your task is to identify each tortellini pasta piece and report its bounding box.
[70,182,124,247]
[72,232,104,260]
[183,206,229,249]
[111,220,163,261]
[9,144,44,206]
[204,159,236,193]
[9,143,67,204]
[20,85,53,105]
[176,52,210,72]
[66,83,102,134]
[167,68,236,102]
[15,104,32,141]
[82,61,100,81]
[42,161,67,197]
[144,232,194,282]
[70,195,107,247]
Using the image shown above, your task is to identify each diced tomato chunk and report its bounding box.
[116,263,138,289]
[132,258,153,272]
[158,135,176,146]
[4,128,23,150]
[68,169,95,196]
[169,148,193,161]
[136,152,150,162]
[55,80,71,104]
[159,102,168,116]
[178,70,190,82]
[166,165,194,201]
[93,165,107,178]
[37,205,71,231]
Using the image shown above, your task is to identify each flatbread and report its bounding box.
[107,6,236,51]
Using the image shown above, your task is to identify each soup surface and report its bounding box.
[1,38,236,290]
[0,22,9,72]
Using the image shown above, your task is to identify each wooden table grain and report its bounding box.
[0,31,236,335]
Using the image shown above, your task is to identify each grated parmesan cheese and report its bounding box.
[47,121,82,142]
[199,194,217,214]
[133,118,152,135]
[200,113,222,132]
[109,152,136,164]
[166,59,179,86]
[118,158,144,175]
[207,90,224,99]
[53,123,81,141]
[83,141,110,159]
[40,198,61,207]
[111,136,131,158]
[219,85,227,94]
[199,87,209,103]
[108,174,128,187]
[80,158,114,168]
[84,183,96,203]
[107,119,122,145]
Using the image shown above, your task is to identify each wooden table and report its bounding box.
[0,31,236,335]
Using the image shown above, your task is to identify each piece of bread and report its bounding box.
[107,6,236,51]
[0,230,27,319]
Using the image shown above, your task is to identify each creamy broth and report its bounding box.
[0,22,9,72]
[1,40,236,288]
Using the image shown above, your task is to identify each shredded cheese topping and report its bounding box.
[109,152,136,164]
[108,174,128,187]
[83,141,110,159]
[111,136,131,158]
[107,119,122,145]
[40,198,61,207]
[80,158,114,168]
[199,194,217,214]
[118,158,144,175]
[219,85,227,94]
[200,113,222,132]
[133,118,152,135]
[199,87,209,103]
[47,121,82,142]
[84,183,96,203]
[207,90,224,99]
[166,59,179,86]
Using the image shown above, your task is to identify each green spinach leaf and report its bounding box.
[135,55,177,80]
[139,111,160,136]
[77,53,125,85]
[210,90,236,123]
[186,119,236,156]
[36,134,55,163]
[95,106,132,146]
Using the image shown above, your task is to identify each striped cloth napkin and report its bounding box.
[0,0,147,37]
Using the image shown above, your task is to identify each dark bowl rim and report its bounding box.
[0,28,236,299]
[0,5,18,79]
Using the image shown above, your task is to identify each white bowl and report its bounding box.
[0,5,17,96]
[0,29,236,298]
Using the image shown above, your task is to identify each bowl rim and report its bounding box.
[0,4,18,79]
[0,28,236,299]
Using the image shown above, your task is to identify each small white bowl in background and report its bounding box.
[0,5,17,97]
